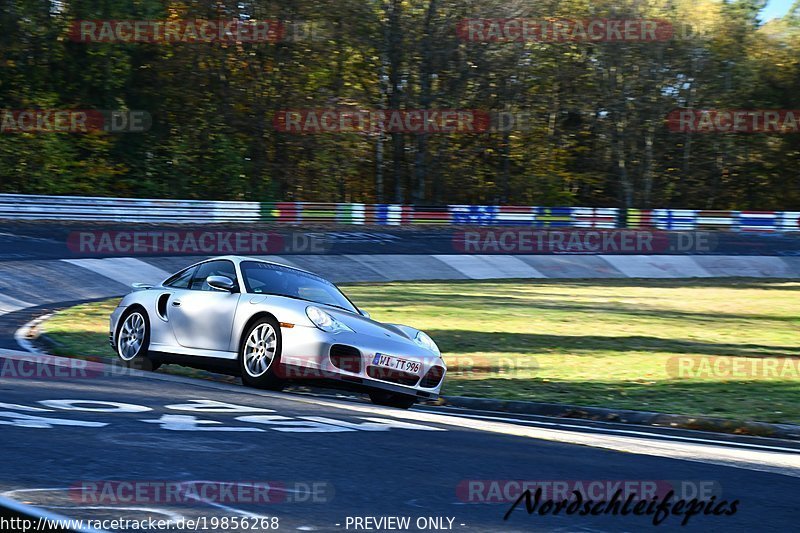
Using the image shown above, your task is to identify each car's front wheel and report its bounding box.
[239,316,285,390]
[368,390,416,409]
[115,307,160,371]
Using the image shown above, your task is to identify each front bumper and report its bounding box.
[279,325,447,398]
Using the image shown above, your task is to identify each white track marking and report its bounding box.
[433,412,800,453]
[472,255,547,278]
[0,292,32,313]
[165,399,276,413]
[0,402,51,411]
[1,485,260,523]
[177,482,273,519]
[2,487,67,497]
[259,396,800,478]
[13,312,51,354]
[62,258,169,287]
[48,506,185,523]
[0,493,108,533]
[111,359,800,477]
[0,411,108,428]
[601,255,713,278]
[3,347,799,477]
[432,254,544,279]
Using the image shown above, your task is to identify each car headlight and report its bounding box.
[306,306,353,334]
[413,330,440,355]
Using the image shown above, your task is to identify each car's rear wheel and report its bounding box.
[368,390,416,409]
[115,307,161,371]
[240,316,284,390]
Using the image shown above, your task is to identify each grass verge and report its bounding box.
[41,278,800,424]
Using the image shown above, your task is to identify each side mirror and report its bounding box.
[207,275,236,292]
[359,309,371,319]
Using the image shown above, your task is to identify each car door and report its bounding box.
[168,259,241,353]
[151,265,197,348]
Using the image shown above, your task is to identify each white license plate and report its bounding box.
[372,353,422,374]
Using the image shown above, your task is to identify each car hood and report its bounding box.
[324,307,419,345]
[257,295,432,352]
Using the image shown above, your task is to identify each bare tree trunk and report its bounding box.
[413,0,438,204]
[331,16,346,201]
[386,0,404,203]
[375,134,384,202]
[643,121,654,207]
[375,4,391,203]
[682,67,697,205]
[500,131,510,204]
[614,113,632,209]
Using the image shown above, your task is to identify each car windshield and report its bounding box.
[240,261,357,313]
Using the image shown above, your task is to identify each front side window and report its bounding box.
[190,260,238,291]
[163,266,197,289]
[240,261,356,312]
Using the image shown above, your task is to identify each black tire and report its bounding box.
[368,390,416,409]
[115,307,161,372]
[239,316,285,390]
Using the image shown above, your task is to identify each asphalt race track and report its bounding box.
[1,349,800,532]
[1,226,800,532]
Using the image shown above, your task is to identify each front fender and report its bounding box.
[229,296,316,353]
[109,290,161,345]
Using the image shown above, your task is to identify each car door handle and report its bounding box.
[172,300,181,307]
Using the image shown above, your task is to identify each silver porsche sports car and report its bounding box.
[109,256,446,408]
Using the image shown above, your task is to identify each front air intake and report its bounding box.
[329,344,362,373]
[420,365,445,388]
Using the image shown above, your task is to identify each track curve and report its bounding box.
[1,247,799,531]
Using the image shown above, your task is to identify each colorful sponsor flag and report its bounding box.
[654,209,697,230]
[534,207,573,228]
[739,211,777,232]
[695,210,737,230]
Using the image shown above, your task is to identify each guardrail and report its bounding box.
[0,194,259,223]
[0,194,798,231]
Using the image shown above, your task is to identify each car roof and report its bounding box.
[186,255,317,276]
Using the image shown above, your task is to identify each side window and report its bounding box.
[190,260,238,291]
[163,266,197,289]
